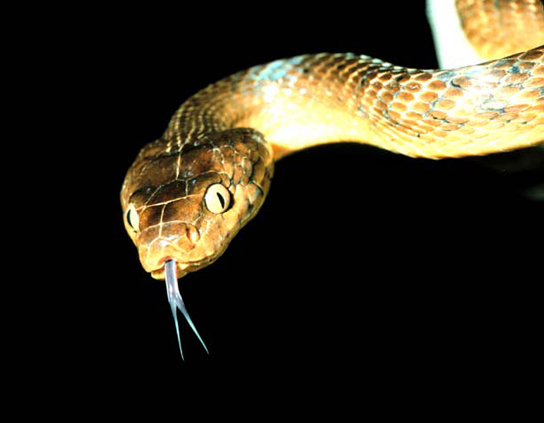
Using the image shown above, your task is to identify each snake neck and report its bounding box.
[164,49,544,160]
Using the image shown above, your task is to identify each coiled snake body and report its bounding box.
[121,0,544,358]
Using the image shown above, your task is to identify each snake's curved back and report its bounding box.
[121,0,544,357]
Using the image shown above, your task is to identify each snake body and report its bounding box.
[121,0,544,357]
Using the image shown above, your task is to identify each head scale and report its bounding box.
[121,128,274,280]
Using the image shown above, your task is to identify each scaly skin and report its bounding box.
[120,0,544,358]
[122,47,543,279]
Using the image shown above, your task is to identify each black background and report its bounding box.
[26,0,543,409]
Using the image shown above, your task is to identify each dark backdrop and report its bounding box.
[35,0,543,407]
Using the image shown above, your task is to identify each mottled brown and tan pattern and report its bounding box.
[122,5,543,281]
[456,0,544,60]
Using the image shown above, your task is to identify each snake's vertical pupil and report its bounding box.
[216,192,225,208]
[127,210,134,228]
[126,203,139,232]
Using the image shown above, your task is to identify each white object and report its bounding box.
[426,0,485,69]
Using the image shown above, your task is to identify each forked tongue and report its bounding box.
[164,259,209,359]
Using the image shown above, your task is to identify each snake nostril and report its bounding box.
[185,225,200,244]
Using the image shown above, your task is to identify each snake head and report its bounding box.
[121,128,274,280]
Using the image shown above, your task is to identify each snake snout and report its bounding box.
[138,222,201,277]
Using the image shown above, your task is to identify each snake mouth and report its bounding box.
[149,253,225,280]
[151,261,188,280]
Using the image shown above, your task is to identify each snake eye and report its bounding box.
[126,203,140,232]
[204,183,231,214]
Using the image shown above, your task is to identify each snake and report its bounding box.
[121,0,544,358]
